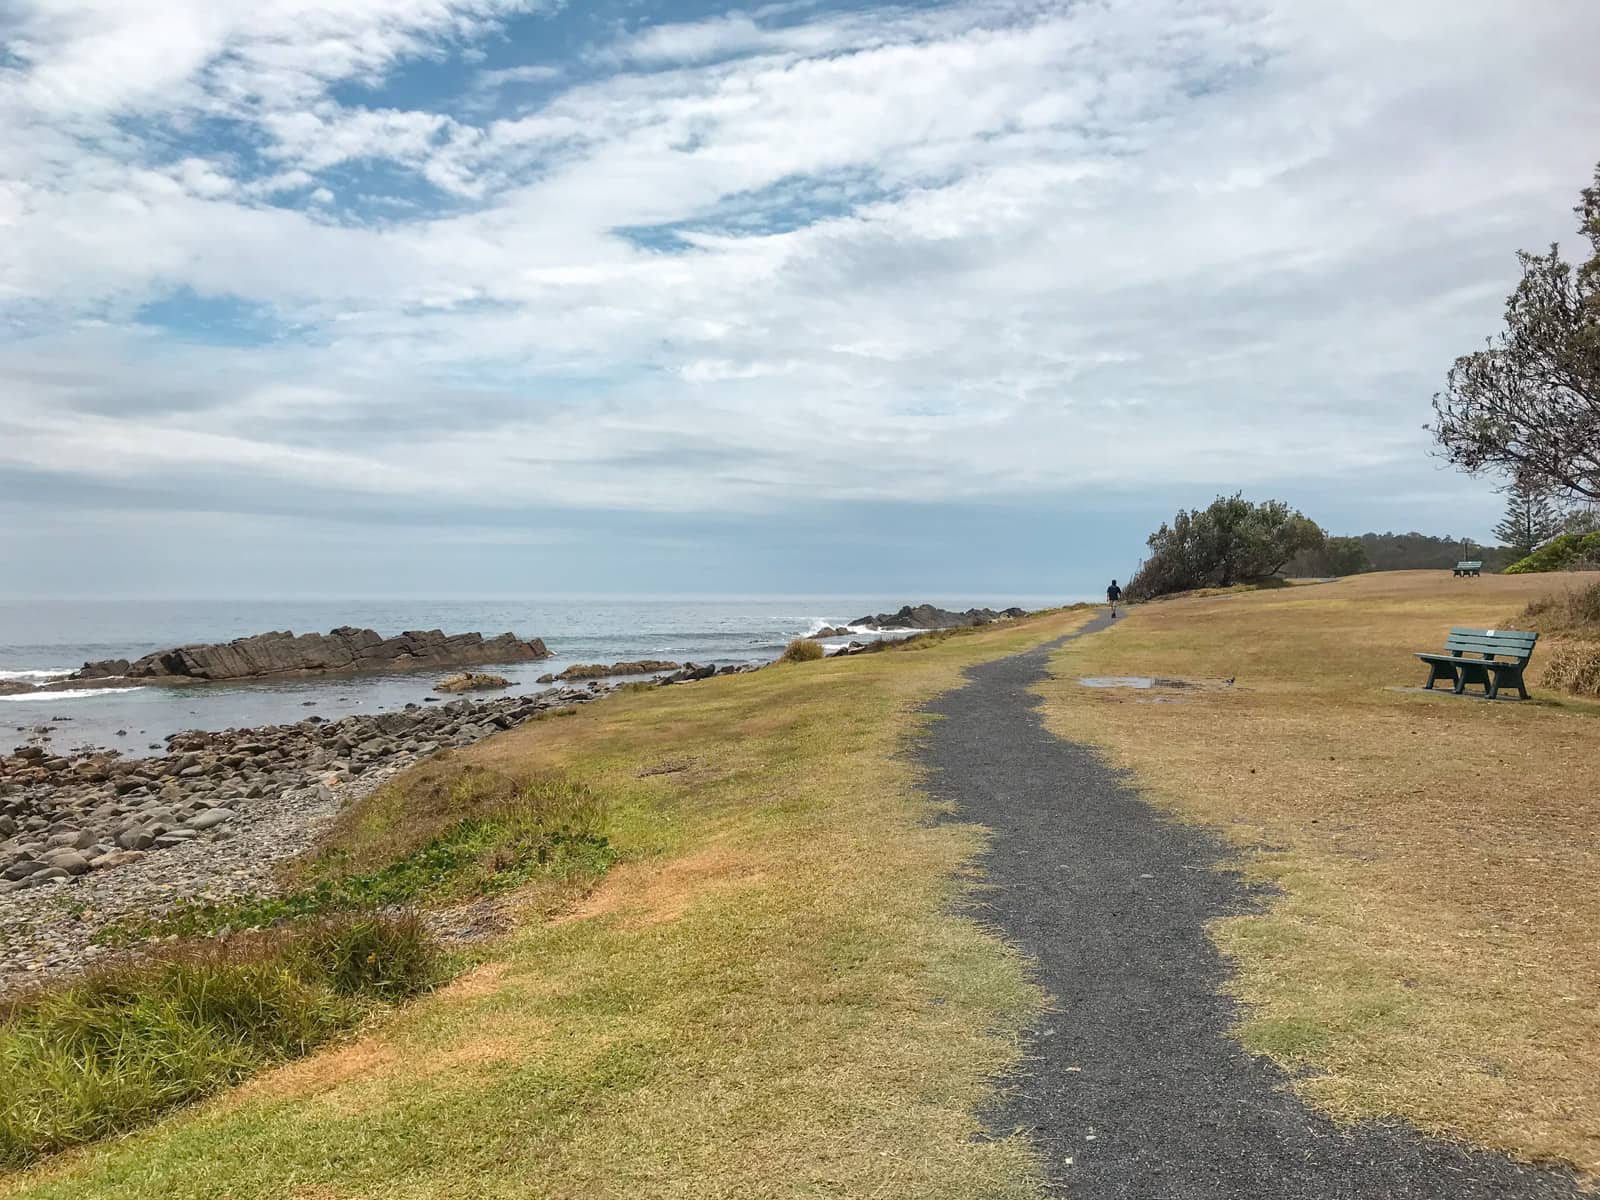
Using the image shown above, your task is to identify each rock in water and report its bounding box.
[850,604,1027,630]
[551,660,681,681]
[67,628,552,685]
[434,672,512,693]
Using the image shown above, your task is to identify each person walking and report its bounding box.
[1106,578,1122,618]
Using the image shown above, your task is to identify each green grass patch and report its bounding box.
[0,913,442,1168]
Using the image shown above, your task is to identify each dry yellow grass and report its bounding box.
[3,609,1095,1200]
[1038,571,1600,1174]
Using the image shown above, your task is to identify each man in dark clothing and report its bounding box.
[1106,579,1122,617]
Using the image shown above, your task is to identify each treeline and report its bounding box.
[1286,532,1517,576]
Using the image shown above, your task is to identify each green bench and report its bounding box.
[1415,627,1538,700]
[1452,560,1483,576]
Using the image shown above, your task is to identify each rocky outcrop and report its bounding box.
[65,627,551,687]
[851,604,1027,630]
[539,660,682,683]
[810,626,855,639]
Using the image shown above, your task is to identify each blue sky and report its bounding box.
[2,0,1598,599]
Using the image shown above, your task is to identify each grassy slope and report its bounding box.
[1038,571,1600,1173]
[3,610,1095,1200]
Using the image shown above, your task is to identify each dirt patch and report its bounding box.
[555,843,767,930]
[237,1038,396,1105]
[438,960,511,1002]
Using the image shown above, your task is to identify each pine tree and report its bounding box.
[1494,479,1564,558]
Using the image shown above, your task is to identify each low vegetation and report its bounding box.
[777,636,825,662]
[1037,571,1600,1173]
[0,913,441,1168]
[1521,579,1600,696]
[102,771,613,944]
[1520,578,1600,636]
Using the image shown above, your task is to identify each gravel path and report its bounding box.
[919,616,1582,1199]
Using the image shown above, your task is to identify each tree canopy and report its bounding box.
[1125,495,1324,600]
[1431,162,1600,502]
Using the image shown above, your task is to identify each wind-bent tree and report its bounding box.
[1125,495,1324,600]
[1493,478,1564,558]
[1431,163,1600,502]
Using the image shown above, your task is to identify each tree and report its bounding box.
[1323,536,1371,576]
[1493,478,1564,558]
[1125,495,1324,600]
[1430,162,1600,503]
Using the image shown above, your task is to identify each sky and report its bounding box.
[2,0,1598,600]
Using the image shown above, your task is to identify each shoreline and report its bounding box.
[0,683,615,992]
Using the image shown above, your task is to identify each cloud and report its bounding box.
[2,0,1599,588]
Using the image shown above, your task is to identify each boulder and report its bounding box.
[40,849,90,875]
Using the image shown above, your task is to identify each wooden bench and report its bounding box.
[1415,627,1538,699]
[1452,560,1483,576]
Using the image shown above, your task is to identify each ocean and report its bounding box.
[0,595,1078,755]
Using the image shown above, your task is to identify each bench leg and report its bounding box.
[1423,662,1453,691]
[1456,663,1491,696]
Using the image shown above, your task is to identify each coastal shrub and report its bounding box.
[779,638,825,663]
[0,913,440,1167]
[1503,531,1600,573]
[1125,494,1325,600]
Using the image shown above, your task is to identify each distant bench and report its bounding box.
[1415,627,1538,700]
[1452,560,1483,577]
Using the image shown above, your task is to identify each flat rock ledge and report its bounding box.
[0,684,602,993]
[851,603,1026,630]
[0,627,552,697]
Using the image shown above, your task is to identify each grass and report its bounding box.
[1035,570,1600,1174]
[0,914,441,1168]
[2,608,1096,1200]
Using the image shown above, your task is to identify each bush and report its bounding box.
[1504,531,1600,573]
[0,913,441,1167]
[779,638,825,663]
[1126,494,1325,601]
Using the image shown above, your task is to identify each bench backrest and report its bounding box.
[1455,560,1483,569]
[1443,627,1538,661]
